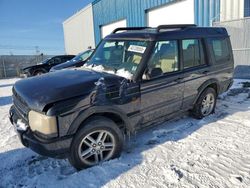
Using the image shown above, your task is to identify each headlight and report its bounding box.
[28,110,57,135]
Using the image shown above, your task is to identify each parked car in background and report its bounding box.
[10,25,234,170]
[21,55,75,77]
[50,49,94,72]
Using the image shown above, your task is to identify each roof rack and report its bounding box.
[112,27,151,34]
[112,24,197,34]
[157,24,197,32]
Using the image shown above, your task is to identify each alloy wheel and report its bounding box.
[78,130,115,166]
[201,93,215,116]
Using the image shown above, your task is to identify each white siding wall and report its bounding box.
[220,0,244,21]
[101,19,127,38]
[147,0,195,27]
[63,4,95,55]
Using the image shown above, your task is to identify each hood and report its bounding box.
[14,68,124,112]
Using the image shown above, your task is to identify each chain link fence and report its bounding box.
[214,18,250,79]
[0,55,52,78]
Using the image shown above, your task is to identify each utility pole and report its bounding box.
[2,57,7,78]
[35,46,40,64]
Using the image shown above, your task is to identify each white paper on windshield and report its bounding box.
[128,45,146,54]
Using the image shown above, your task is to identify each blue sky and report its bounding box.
[0,0,93,55]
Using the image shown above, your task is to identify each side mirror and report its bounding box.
[146,67,163,79]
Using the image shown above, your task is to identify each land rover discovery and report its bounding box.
[9,25,234,169]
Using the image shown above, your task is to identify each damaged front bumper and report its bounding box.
[9,106,73,158]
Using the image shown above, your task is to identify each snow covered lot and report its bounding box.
[0,78,250,188]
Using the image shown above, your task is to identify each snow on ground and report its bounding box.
[0,78,250,188]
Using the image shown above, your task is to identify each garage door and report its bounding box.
[147,0,195,27]
[101,19,127,38]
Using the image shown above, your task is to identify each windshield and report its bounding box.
[72,50,94,62]
[84,40,149,79]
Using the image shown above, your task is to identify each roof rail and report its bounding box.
[157,24,197,32]
[112,27,151,34]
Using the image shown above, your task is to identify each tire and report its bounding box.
[68,116,124,170]
[192,87,217,119]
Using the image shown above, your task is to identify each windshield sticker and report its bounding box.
[128,45,146,54]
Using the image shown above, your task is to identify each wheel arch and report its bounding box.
[67,106,133,136]
[193,79,219,105]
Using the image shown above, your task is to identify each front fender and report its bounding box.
[67,105,133,135]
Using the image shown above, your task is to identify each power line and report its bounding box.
[0,45,63,51]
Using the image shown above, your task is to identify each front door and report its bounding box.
[140,40,184,124]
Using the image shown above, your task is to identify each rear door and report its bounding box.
[207,37,234,92]
[181,38,210,110]
[140,40,184,125]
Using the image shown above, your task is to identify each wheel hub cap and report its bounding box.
[201,93,215,116]
[78,130,115,166]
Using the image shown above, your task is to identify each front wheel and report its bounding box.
[68,117,124,170]
[192,87,217,119]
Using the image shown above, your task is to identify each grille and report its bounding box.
[12,88,30,122]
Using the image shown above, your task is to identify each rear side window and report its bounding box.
[65,57,73,61]
[210,38,230,62]
[62,57,70,62]
[182,39,205,69]
[53,57,61,64]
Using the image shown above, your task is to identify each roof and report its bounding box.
[105,25,229,41]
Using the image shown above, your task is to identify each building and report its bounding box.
[219,0,250,21]
[220,0,245,21]
[63,4,95,55]
[63,0,220,54]
[214,0,250,78]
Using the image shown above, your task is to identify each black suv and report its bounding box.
[21,55,75,77]
[9,25,234,169]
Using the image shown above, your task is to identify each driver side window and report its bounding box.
[145,40,179,79]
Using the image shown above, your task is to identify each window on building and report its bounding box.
[245,0,250,17]
[182,39,205,69]
[147,40,179,77]
[210,38,230,62]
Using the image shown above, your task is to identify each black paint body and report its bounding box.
[10,27,234,158]
[22,55,75,77]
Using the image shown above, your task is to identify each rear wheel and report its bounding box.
[68,117,124,170]
[192,87,217,119]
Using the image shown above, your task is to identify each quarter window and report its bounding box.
[210,38,230,62]
[148,40,179,75]
[182,39,205,69]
